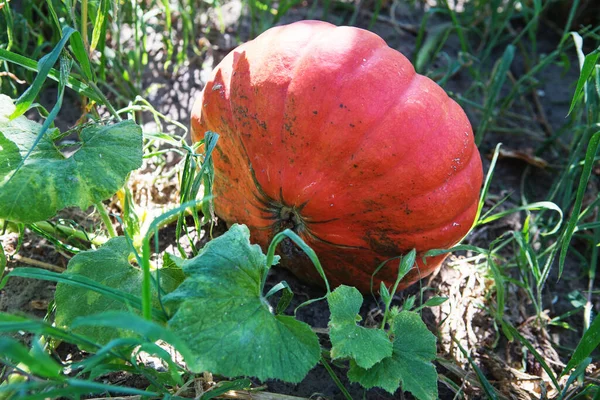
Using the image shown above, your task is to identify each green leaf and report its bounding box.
[414,296,448,312]
[500,320,560,392]
[65,27,94,82]
[165,224,320,383]
[0,49,101,102]
[71,311,193,362]
[475,44,515,145]
[348,311,438,399]
[559,131,600,277]
[0,95,143,223]
[161,253,186,288]
[9,26,75,119]
[0,379,159,398]
[90,0,110,52]
[0,337,63,379]
[379,282,391,305]
[452,337,498,399]
[327,285,392,369]
[54,237,183,345]
[0,312,100,350]
[563,315,600,375]
[568,34,600,116]
[0,241,6,277]
[264,280,294,315]
[415,21,452,73]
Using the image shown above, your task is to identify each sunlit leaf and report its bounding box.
[0,95,142,223]
[327,285,392,369]
[165,224,320,383]
[348,311,437,399]
[54,237,183,345]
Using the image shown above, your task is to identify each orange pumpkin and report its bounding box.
[191,20,483,293]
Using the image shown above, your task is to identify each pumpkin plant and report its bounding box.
[191,20,484,292]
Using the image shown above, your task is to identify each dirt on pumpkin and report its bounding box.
[1,1,595,399]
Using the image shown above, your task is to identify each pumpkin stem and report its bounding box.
[278,206,303,232]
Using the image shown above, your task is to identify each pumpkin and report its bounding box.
[191,20,483,293]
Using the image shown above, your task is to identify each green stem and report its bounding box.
[141,239,152,320]
[0,241,6,277]
[0,363,26,400]
[380,275,402,330]
[321,355,352,400]
[380,250,416,330]
[94,201,117,238]
[81,0,88,48]
[33,221,108,247]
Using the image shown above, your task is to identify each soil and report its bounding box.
[1,1,596,399]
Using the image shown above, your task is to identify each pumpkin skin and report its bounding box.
[191,20,483,293]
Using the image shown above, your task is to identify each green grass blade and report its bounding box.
[0,267,164,321]
[501,320,561,392]
[568,33,599,116]
[0,241,6,277]
[559,131,600,277]
[514,230,541,283]
[0,379,159,398]
[452,339,499,400]
[1,1,14,52]
[561,357,591,396]
[479,201,563,235]
[415,21,452,74]
[0,312,101,350]
[4,55,72,192]
[44,0,62,38]
[266,229,331,295]
[442,0,469,55]
[10,27,76,119]
[0,49,100,102]
[473,143,502,228]
[71,311,194,362]
[0,337,63,379]
[64,26,94,82]
[265,281,294,315]
[160,0,174,68]
[476,45,515,145]
[90,0,110,53]
[200,132,219,225]
[70,337,147,371]
[140,198,211,319]
[563,314,600,375]
[424,244,490,258]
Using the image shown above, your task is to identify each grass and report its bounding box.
[0,0,599,398]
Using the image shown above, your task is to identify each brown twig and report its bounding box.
[10,254,65,272]
[0,71,26,84]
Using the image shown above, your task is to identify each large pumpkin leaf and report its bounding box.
[348,311,438,400]
[165,224,320,383]
[327,285,392,369]
[0,95,142,223]
[54,237,183,345]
